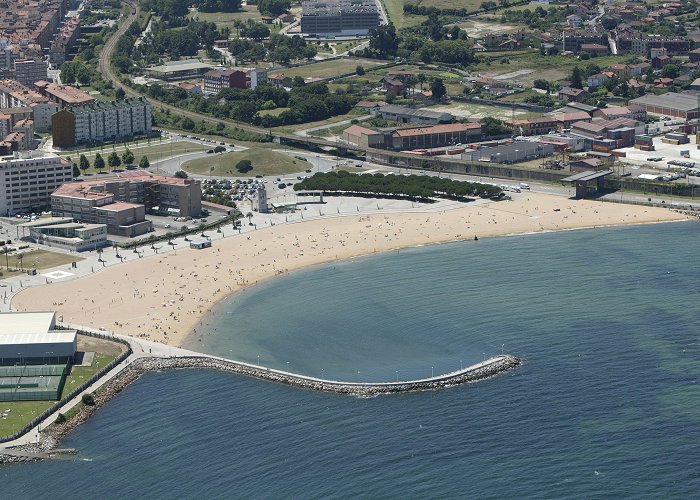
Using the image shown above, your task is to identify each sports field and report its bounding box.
[278,58,386,79]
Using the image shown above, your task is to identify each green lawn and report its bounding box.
[474,52,635,85]
[272,109,367,133]
[278,58,386,79]
[189,6,264,30]
[0,336,122,437]
[308,122,357,138]
[182,148,310,176]
[258,107,290,117]
[66,141,209,175]
[0,249,83,279]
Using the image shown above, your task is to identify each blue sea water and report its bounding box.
[3,222,700,498]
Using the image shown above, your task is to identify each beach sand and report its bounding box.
[12,193,688,347]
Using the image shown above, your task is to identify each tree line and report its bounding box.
[294,171,501,200]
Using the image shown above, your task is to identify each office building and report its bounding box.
[301,0,380,37]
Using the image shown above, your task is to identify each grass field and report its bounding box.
[182,148,309,176]
[258,107,290,117]
[473,52,634,85]
[65,141,209,175]
[278,58,386,79]
[0,336,123,437]
[426,102,541,120]
[308,122,356,138]
[0,249,83,278]
[272,109,367,133]
[189,6,264,30]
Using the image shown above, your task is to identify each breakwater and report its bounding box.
[41,354,520,448]
[1,354,520,461]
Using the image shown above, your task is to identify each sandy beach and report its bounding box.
[12,193,689,347]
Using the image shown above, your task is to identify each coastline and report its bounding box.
[11,192,690,348]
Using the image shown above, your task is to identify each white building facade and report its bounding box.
[0,152,72,215]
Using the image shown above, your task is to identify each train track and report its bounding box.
[97,2,360,150]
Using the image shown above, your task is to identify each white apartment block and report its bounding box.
[0,152,72,215]
[52,97,152,147]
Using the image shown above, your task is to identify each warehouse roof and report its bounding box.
[631,92,700,112]
[0,311,56,335]
[0,330,77,346]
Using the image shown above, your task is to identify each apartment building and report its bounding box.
[0,151,72,216]
[0,1,72,49]
[0,79,58,131]
[34,80,94,107]
[13,58,48,85]
[203,67,267,93]
[301,0,380,36]
[614,32,691,56]
[49,16,79,66]
[51,97,152,147]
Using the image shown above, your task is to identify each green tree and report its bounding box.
[480,117,509,136]
[79,154,90,172]
[661,64,680,79]
[356,65,365,76]
[368,23,399,56]
[236,159,253,173]
[571,66,583,89]
[73,163,81,178]
[139,156,150,169]
[241,22,270,41]
[121,149,135,165]
[94,153,105,172]
[174,170,188,178]
[181,117,195,130]
[60,62,75,84]
[257,0,290,16]
[82,393,95,406]
[116,87,126,99]
[533,79,550,91]
[431,78,447,101]
[108,152,121,168]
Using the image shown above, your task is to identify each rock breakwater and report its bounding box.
[32,354,521,455]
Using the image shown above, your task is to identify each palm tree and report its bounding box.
[246,212,253,225]
[17,253,23,271]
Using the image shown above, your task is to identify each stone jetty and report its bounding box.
[12,354,521,458]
